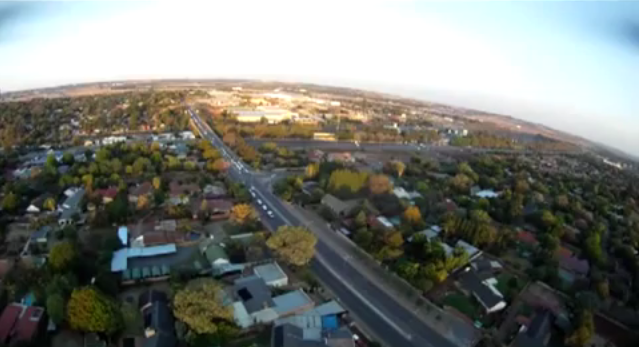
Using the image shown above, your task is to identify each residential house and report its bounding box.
[327,152,353,163]
[474,189,500,199]
[0,303,46,346]
[169,181,200,205]
[26,193,53,213]
[200,242,230,267]
[511,309,552,347]
[190,198,233,219]
[393,187,422,201]
[272,323,354,347]
[129,182,154,203]
[138,290,176,347]
[320,194,360,217]
[232,275,279,328]
[253,262,288,288]
[64,187,82,198]
[231,276,314,328]
[374,216,394,230]
[203,184,227,199]
[307,149,325,163]
[180,131,196,140]
[458,269,507,314]
[170,143,189,159]
[30,225,52,245]
[94,187,118,204]
[556,247,589,284]
[61,188,85,210]
[456,240,483,261]
[111,244,177,273]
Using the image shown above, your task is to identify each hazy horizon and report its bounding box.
[0,1,637,155]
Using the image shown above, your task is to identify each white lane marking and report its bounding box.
[315,251,413,341]
[251,188,413,341]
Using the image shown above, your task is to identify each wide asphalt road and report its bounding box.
[188,107,458,347]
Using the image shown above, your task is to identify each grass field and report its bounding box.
[443,292,479,320]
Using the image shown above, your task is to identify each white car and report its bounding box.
[262,205,268,211]
[250,191,256,198]
[267,210,274,218]
[257,199,263,205]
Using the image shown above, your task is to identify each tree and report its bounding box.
[120,302,143,335]
[62,152,75,166]
[230,204,258,224]
[327,169,369,196]
[354,210,367,228]
[385,160,406,178]
[368,174,392,195]
[260,142,278,152]
[203,148,221,160]
[266,226,317,266]
[2,191,18,212]
[173,279,233,335]
[403,206,422,226]
[152,176,161,190]
[47,294,65,325]
[450,174,472,192]
[207,158,228,173]
[137,195,149,210]
[565,310,595,347]
[305,163,319,179]
[67,287,122,334]
[43,197,57,211]
[49,241,77,271]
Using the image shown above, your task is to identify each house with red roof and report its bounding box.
[0,303,46,346]
[517,230,539,247]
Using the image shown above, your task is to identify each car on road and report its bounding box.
[250,191,256,198]
[257,199,262,205]
[262,205,268,211]
[267,210,274,218]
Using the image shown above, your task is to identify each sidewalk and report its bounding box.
[285,204,480,347]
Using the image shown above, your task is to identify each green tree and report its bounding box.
[2,192,18,212]
[266,226,317,266]
[47,293,65,325]
[173,279,233,335]
[67,287,122,334]
[152,176,162,190]
[49,241,77,271]
[62,152,75,166]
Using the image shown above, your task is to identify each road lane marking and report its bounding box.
[314,252,413,341]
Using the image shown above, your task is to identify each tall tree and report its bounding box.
[43,197,57,211]
[67,287,122,334]
[266,226,317,266]
[368,174,392,195]
[230,204,258,224]
[47,294,65,325]
[173,279,233,335]
[49,241,77,271]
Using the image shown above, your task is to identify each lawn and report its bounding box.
[443,292,479,320]
[496,273,525,300]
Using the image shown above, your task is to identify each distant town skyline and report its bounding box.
[0,1,637,155]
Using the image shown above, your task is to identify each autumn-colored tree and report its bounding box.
[266,226,317,266]
[43,197,57,211]
[565,310,595,347]
[222,132,237,147]
[67,287,122,334]
[305,163,319,179]
[385,160,406,178]
[403,206,422,225]
[152,176,161,190]
[173,279,233,334]
[230,204,258,224]
[368,174,392,195]
[207,158,228,173]
[49,241,77,271]
[137,195,149,210]
[203,148,221,160]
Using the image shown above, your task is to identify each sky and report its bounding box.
[0,0,638,156]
